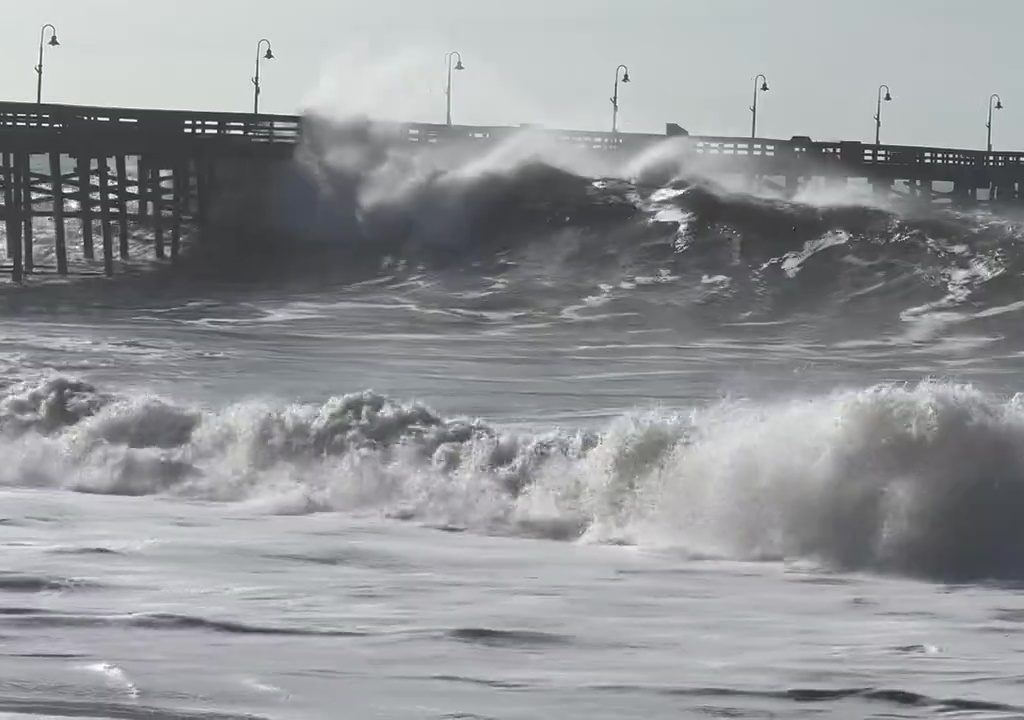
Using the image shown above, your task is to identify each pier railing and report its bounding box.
[0,102,300,153]
[3,100,1024,177]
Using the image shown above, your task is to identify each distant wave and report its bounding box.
[3,375,1024,582]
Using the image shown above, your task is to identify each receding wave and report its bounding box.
[591,684,1022,714]
[0,696,268,720]
[3,375,1024,582]
[0,608,362,637]
[446,627,572,647]
[0,573,104,594]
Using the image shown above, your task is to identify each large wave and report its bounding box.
[248,117,1024,331]
[4,375,1024,582]
[9,118,1024,335]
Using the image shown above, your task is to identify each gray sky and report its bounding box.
[8,0,1024,149]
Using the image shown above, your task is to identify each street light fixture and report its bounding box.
[874,84,892,145]
[987,93,1003,152]
[750,74,769,138]
[444,51,465,126]
[610,64,631,133]
[252,39,274,115]
[35,23,60,104]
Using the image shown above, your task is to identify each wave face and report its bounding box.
[257,117,1024,338]
[4,376,1024,582]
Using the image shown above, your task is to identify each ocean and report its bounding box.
[1,126,1023,718]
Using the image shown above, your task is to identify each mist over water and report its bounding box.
[3,120,1024,718]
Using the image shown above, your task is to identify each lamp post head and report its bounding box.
[883,90,892,102]
[264,47,274,60]
[760,81,769,92]
[454,59,465,70]
[48,34,60,47]
[622,71,630,83]
[996,99,1004,110]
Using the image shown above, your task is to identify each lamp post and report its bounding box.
[874,84,892,145]
[987,93,1003,152]
[750,74,769,138]
[252,39,274,114]
[444,51,465,126]
[35,24,60,104]
[610,64,631,133]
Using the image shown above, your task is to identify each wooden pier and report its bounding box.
[2,99,1024,281]
[0,101,297,281]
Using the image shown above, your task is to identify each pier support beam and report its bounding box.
[196,157,210,227]
[137,157,149,220]
[98,158,114,276]
[3,154,13,261]
[785,175,800,197]
[152,167,165,259]
[870,179,892,198]
[19,153,33,274]
[116,155,129,259]
[171,165,183,260]
[7,154,23,283]
[952,180,976,206]
[77,157,95,260]
[49,151,67,275]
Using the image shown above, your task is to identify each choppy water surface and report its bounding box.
[2,130,1024,718]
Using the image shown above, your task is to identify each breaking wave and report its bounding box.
[3,375,1024,582]
[9,120,1024,341]
[280,119,1024,326]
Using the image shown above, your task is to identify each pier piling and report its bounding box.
[137,157,149,220]
[152,167,165,259]
[171,165,183,260]
[19,153,32,274]
[7,155,23,283]
[116,155,129,259]
[77,157,94,260]
[48,150,67,275]
[98,157,113,276]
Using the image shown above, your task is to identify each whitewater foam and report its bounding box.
[2,376,1022,581]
